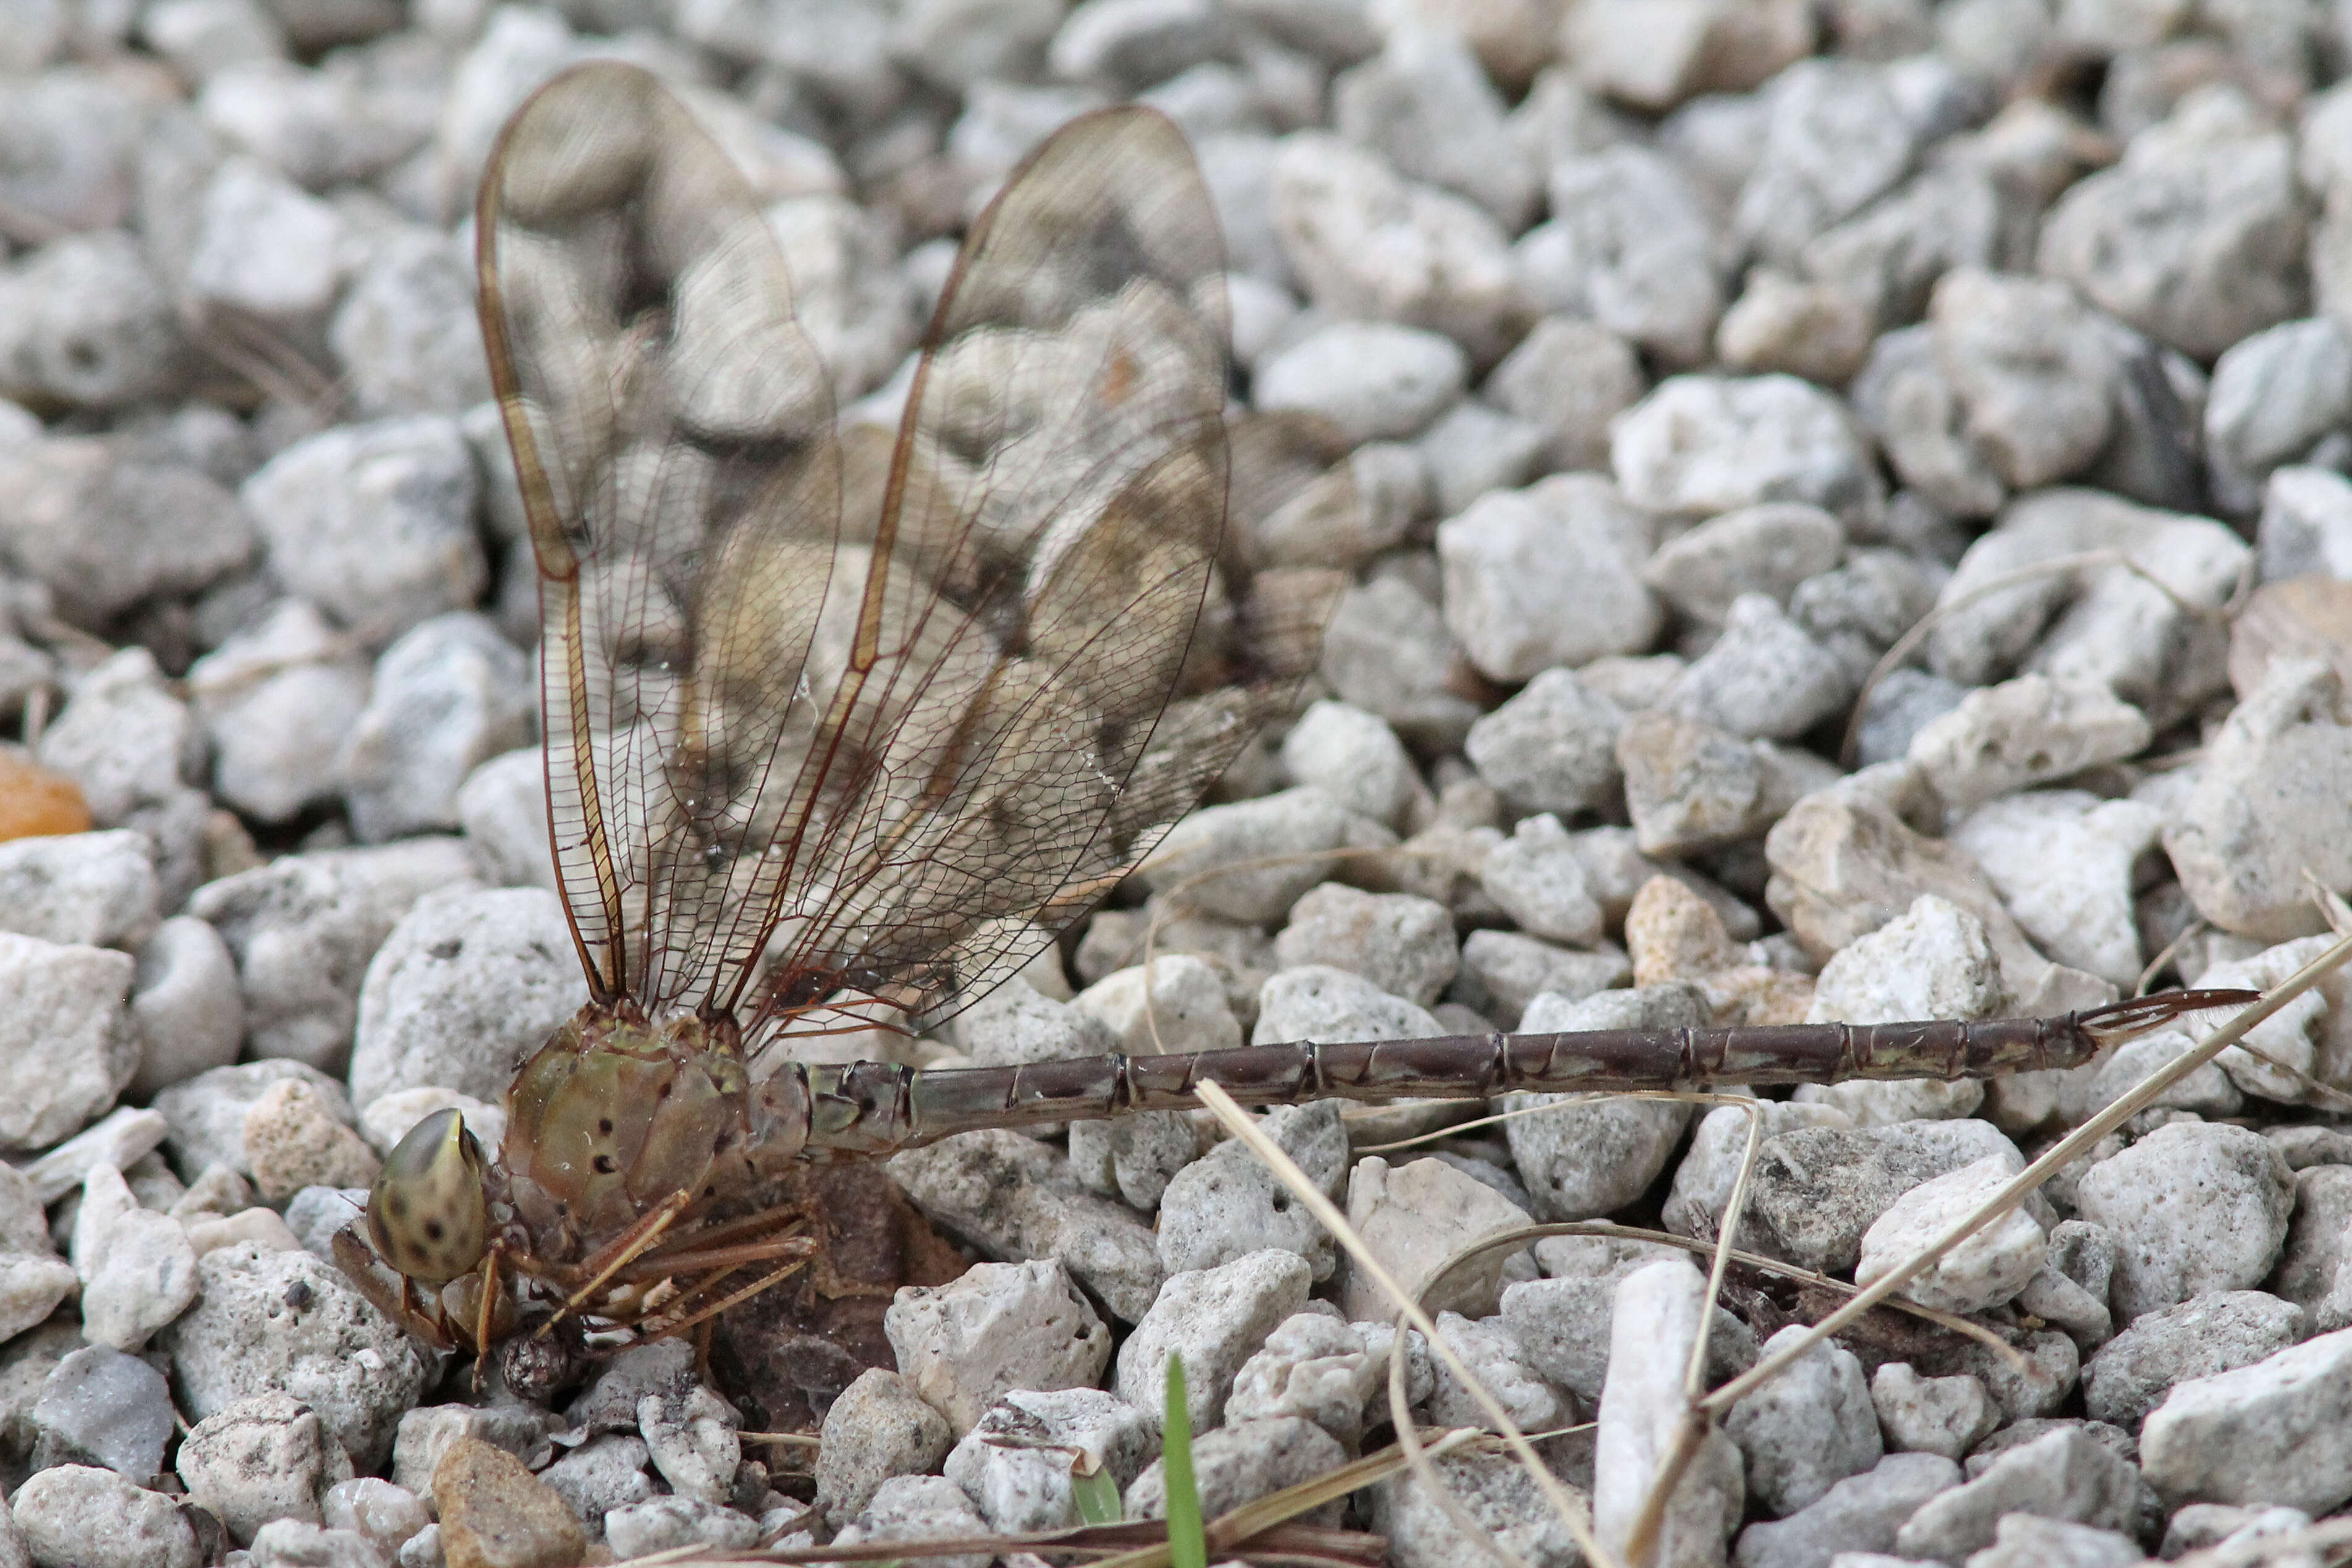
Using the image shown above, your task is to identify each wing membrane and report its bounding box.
[482,66,1338,1036]
[478,61,845,1001]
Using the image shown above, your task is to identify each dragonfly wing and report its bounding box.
[731,108,1342,1038]
[476,61,846,1006]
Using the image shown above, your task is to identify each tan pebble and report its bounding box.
[0,751,91,841]
[435,1438,586,1568]
[184,1206,303,1256]
[1699,966,1816,1028]
[1625,875,1742,985]
[242,1080,382,1201]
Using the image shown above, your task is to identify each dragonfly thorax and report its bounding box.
[499,1002,757,1263]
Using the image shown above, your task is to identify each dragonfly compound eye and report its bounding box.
[367,1107,489,1285]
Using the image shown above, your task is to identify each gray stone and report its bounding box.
[2205,318,2352,513]
[1125,1416,1347,1523]
[0,932,137,1153]
[1485,315,1645,473]
[2037,103,2306,360]
[176,1391,355,1545]
[1142,787,1356,925]
[1437,473,1660,683]
[1113,1250,1310,1433]
[1453,928,1629,1028]
[1506,985,1702,1220]
[339,613,533,844]
[942,1388,1154,1532]
[535,1434,651,1539]
[9,1465,200,1568]
[1726,1323,1883,1519]
[1646,504,1847,628]
[0,830,156,952]
[2141,1326,2352,1513]
[1157,1100,1346,1279]
[1273,886,1456,1007]
[1333,24,1537,231]
[1667,592,1854,742]
[813,1369,949,1530]
[1869,1363,1997,1460]
[1464,667,1626,819]
[187,838,478,1072]
[1253,320,1467,444]
[30,1344,173,1482]
[1731,1452,1959,1568]
[156,1243,430,1472]
[186,599,368,825]
[1594,1260,1746,1567]
[1369,1443,1586,1568]
[1746,1118,2024,1276]
[0,234,190,412]
[347,886,584,1111]
[885,1258,1111,1437]
[1278,700,1424,829]
[2082,1290,2304,1431]
[1732,59,1933,269]
[1611,373,1883,528]
[2073,1121,2295,1322]
[1514,145,1723,365]
[1892,1428,2144,1562]
[1318,575,1483,750]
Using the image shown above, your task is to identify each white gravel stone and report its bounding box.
[1339,1155,1530,1322]
[1646,503,1848,628]
[1278,700,1423,829]
[1437,473,1660,682]
[2072,1121,2295,1322]
[1907,675,2154,811]
[890,1131,1164,1323]
[1666,591,1854,742]
[10,1465,200,1568]
[1333,25,1536,231]
[1663,1096,1854,1249]
[35,649,203,831]
[1114,1249,1310,1433]
[2037,95,2306,360]
[185,599,369,825]
[1924,489,2248,730]
[2166,658,2352,941]
[2141,1324,2352,1513]
[637,1381,741,1506]
[0,830,156,952]
[1071,954,1242,1056]
[1454,928,1631,1027]
[1369,1443,1586,1568]
[185,155,346,333]
[1252,320,1466,443]
[942,1388,1154,1532]
[537,1435,652,1540]
[1142,787,1357,925]
[1745,1117,2024,1276]
[1422,1310,1574,1435]
[1225,1311,1383,1446]
[885,1259,1110,1438]
[331,226,495,420]
[2082,1290,2304,1431]
[176,1391,356,1545]
[1485,315,1646,473]
[1464,667,1625,819]
[1479,813,1605,944]
[347,886,584,1110]
[1156,1099,1344,1279]
[187,838,478,1072]
[1613,373,1883,528]
[830,1475,988,1568]
[1724,1323,1883,1519]
[2205,317,2352,512]
[1854,1153,2046,1315]
[127,912,244,1100]
[1615,710,1834,857]
[453,747,556,893]
[0,234,190,412]
[603,1498,757,1557]
[1318,575,1484,749]
[1894,1426,2145,1562]
[156,1242,430,1472]
[70,1163,198,1351]
[1270,132,1528,366]
[1272,886,1455,1007]
[1951,791,2162,988]
[339,612,533,844]
[0,931,137,1154]
[1594,1260,1746,1567]
[1125,1414,1348,1524]
[2257,464,2352,582]
[1515,145,1724,366]
[1869,1363,1998,1460]
[239,415,485,646]
[1732,1452,1960,1568]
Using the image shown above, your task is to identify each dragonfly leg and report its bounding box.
[466,1247,506,1393]
[535,1191,695,1339]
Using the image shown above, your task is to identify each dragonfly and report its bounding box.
[331,59,2257,1382]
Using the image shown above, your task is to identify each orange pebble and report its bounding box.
[0,751,92,841]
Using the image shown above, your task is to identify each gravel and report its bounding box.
[10,5,2352,1563]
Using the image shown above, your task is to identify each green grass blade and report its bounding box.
[1163,1354,1207,1568]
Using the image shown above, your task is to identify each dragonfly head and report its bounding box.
[367,1107,490,1286]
